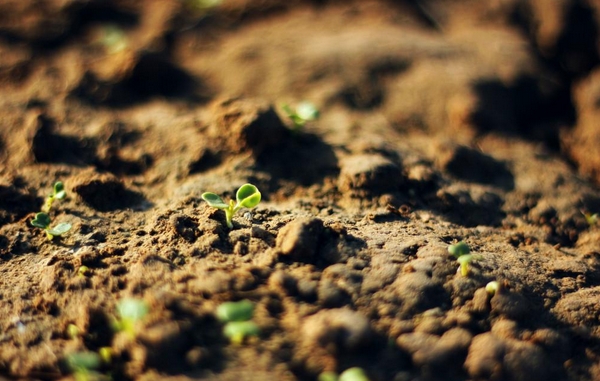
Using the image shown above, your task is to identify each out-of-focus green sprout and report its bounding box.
[223,321,261,345]
[43,181,67,212]
[486,280,499,296]
[65,352,104,381]
[112,298,149,338]
[281,101,319,131]
[217,300,255,322]
[448,241,470,257]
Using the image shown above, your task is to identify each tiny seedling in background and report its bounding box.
[65,351,103,381]
[99,347,112,364]
[448,241,470,257]
[582,211,598,226]
[98,24,128,54]
[223,321,261,345]
[186,0,223,11]
[202,184,261,229]
[486,281,499,296]
[112,298,149,338]
[217,300,260,344]
[31,212,72,240]
[318,372,340,381]
[281,101,319,131]
[217,300,255,322]
[43,181,67,212]
[456,254,482,277]
[339,368,370,381]
[67,324,81,339]
[319,368,371,381]
[79,266,90,277]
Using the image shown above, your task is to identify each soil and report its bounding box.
[2,0,600,380]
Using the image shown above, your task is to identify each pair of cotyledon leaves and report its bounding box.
[202,184,261,210]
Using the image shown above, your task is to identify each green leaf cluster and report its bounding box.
[281,101,319,131]
[202,184,261,228]
[216,300,260,344]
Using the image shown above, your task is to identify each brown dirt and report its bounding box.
[2,0,600,380]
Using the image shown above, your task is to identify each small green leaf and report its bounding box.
[202,192,229,209]
[318,372,340,381]
[53,182,66,199]
[223,321,260,344]
[236,184,261,209]
[457,254,473,265]
[296,102,319,121]
[66,352,101,371]
[216,300,254,322]
[47,222,72,236]
[339,367,370,381]
[448,241,470,257]
[117,298,149,322]
[31,212,51,229]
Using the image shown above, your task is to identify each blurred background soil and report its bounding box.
[3,0,600,380]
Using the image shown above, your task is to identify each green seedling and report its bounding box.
[98,24,128,54]
[486,281,499,296]
[186,0,223,11]
[79,266,90,277]
[582,211,598,226]
[99,347,112,364]
[318,372,340,381]
[340,368,370,381]
[43,181,67,212]
[456,254,483,277]
[448,241,470,257]
[112,298,149,338]
[31,212,72,240]
[281,101,319,131]
[217,300,255,322]
[67,324,81,339]
[65,351,104,381]
[223,321,261,345]
[202,184,261,229]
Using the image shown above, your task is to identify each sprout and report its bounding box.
[202,184,261,229]
[448,241,470,257]
[79,266,90,277]
[223,321,261,345]
[99,347,112,364]
[281,101,319,131]
[486,281,499,296]
[582,211,598,226]
[98,24,128,54]
[31,212,72,240]
[43,181,67,213]
[339,368,370,381]
[456,254,483,277]
[186,0,223,11]
[318,372,339,381]
[112,298,149,338]
[65,352,103,381]
[67,324,81,339]
[217,300,254,322]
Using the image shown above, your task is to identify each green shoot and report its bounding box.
[456,254,483,277]
[65,352,104,381]
[79,266,90,277]
[31,212,72,240]
[448,241,470,257]
[485,281,499,296]
[217,300,255,322]
[340,368,370,381]
[318,372,339,381]
[202,184,261,229]
[67,324,81,339]
[281,101,319,131]
[582,211,598,226]
[185,0,223,11]
[98,24,128,54]
[43,181,67,213]
[223,321,261,345]
[99,347,112,364]
[112,298,149,338]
